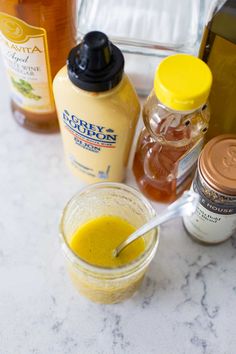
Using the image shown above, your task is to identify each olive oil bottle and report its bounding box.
[199,0,236,140]
[0,0,77,133]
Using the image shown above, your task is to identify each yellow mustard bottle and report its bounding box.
[53,31,140,183]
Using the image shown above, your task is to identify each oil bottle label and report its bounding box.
[0,12,54,113]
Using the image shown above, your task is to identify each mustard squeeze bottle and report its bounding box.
[53,31,140,183]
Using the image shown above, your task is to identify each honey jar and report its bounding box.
[133,54,212,202]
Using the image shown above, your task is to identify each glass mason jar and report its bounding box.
[59,183,159,304]
[133,54,212,203]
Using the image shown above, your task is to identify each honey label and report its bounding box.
[0,12,54,113]
[176,137,203,186]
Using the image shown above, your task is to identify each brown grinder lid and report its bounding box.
[199,134,236,195]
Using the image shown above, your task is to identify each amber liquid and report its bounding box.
[0,0,77,133]
[133,127,193,203]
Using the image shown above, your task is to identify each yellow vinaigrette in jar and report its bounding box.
[60,183,158,304]
[70,215,145,267]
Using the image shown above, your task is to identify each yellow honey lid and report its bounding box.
[154,54,212,111]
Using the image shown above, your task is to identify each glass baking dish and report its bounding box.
[77,0,226,95]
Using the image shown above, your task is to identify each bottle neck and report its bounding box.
[70,73,126,98]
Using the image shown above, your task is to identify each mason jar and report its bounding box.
[59,182,159,304]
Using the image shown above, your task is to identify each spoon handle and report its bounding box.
[114,207,180,257]
[114,190,199,257]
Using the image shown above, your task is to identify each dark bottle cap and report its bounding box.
[67,31,124,92]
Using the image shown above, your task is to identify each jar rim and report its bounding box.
[59,182,159,279]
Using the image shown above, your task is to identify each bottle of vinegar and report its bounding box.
[0,0,77,133]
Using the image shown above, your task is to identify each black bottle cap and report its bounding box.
[67,31,124,92]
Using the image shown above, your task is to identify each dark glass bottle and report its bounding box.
[199,0,236,141]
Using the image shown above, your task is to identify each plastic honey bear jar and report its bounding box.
[53,31,140,183]
[133,54,212,203]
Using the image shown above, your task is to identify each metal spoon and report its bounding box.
[113,190,199,257]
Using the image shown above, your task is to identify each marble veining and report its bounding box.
[0,57,236,354]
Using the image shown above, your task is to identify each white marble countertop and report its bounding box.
[0,58,236,354]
